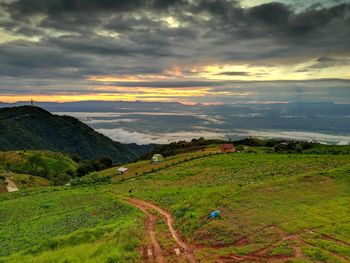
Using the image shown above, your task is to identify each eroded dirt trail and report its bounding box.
[128,198,196,263]
[128,199,331,262]
[130,200,165,263]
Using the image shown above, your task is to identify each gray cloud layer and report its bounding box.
[0,0,349,102]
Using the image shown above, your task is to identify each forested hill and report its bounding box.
[0,106,154,162]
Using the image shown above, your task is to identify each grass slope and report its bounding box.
[110,152,350,262]
[99,145,220,179]
[1,150,350,262]
[8,174,50,189]
[0,150,78,175]
[0,150,78,186]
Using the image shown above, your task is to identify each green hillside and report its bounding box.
[0,150,78,187]
[112,153,350,261]
[1,148,350,262]
[0,150,78,176]
[7,173,50,189]
[0,106,154,163]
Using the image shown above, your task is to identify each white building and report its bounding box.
[117,167,128,174]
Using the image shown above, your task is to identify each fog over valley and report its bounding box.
[1,101,349,145]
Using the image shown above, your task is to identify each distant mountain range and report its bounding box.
[1,101,350,145]
[0,106,155,162]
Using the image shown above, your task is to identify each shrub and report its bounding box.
[75,157,114,177]
[51,173,71,186]
[98,156,114,169]
[70,154,81,163]
[236,145,244,151]
[71,172,112,186]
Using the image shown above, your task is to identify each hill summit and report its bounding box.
[0,106,154,162]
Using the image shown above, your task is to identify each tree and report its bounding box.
[98,156,113,169]
[52,173,71,186]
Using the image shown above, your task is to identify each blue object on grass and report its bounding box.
[210,210,220,219]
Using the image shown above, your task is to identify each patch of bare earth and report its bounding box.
[127,199,350,262]
[128,198,196,263]
[217,226,350,262]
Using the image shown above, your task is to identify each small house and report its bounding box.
[220,144,235,153]
[152,154,164,164]
[117,167,128,174]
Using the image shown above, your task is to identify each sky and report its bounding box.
[0,0,349,104]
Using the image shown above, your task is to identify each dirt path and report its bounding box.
[130,200,165,263]
[5,177,19,192]
[127,199,349,262]
[128,198,196,263]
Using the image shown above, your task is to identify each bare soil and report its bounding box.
[128,198,196,263]
[128,198,350,262]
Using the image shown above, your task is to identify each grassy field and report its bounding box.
[1,149,350,262]
[7,174,50,189]
[0,186,144,262]
[0,150,78,173]
[109,152,350,262]
[99,146,220,180]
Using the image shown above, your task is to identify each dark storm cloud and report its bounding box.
[2,0,191,14]
[48,36,181,57]
[0,37,170,78]
[247,2,291,25]
[94,80,226,88]
[3,0,349,39]
[2,0,144,16]
[0,42,84,76]
[0,0,349,102]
